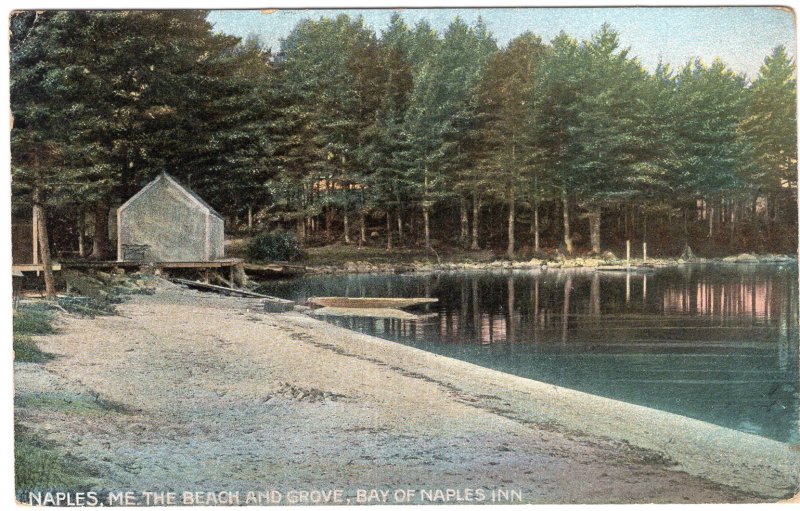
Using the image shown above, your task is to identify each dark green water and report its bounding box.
[258,264,799,443]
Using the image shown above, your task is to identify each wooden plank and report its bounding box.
[308,296,438,309]
[13,263,62,273]
[170,278,270,297]
[61,259,243,270]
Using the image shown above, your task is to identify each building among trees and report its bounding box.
[117,173,225,262]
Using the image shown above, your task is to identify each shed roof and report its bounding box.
[119,172,223,221]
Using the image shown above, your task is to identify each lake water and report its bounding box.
[258,264,800,444]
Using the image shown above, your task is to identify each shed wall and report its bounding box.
[209,215,225,260]
[119,178,220,262]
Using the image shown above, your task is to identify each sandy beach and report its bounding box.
[13,281,798,504]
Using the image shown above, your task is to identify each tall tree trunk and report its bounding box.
[765,194,771,239]
[343,212,351,244]
[562,193,573,255]
[297,218,306,242]
[423,204,430,252]
[247,205,253,232]
[682,208,688,243]
[471,194,480,251]
[359,210,366,247]
[386,211,393,250]
[32,187,56,299]
[325,208,333,242]
[507,193,515,258]
[708,204,714,239]
[78,210,85,258]
[396,211,403,246]
[423,168,430,252]
[532,202,540,254]
[588,209,601,254]
[90,201,111,259]
[459,197,468,248]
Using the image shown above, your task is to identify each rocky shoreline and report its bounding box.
[303,252,797,275]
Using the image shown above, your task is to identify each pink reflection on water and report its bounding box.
[662,278,776,319]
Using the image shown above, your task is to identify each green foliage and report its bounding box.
[740,45,797,193]
[13,336,52,363]
[12,306,55,363]
[672,58,752,199]
[13,307,55,336]
[15,425,96,497]
[247,230,304,262]
[9,11,797,257]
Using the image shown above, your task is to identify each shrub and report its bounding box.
[15,426,96,497]
[13,307,55,337]
[13,306,56,363]
[247,230,304,262]
[13,336,52,363]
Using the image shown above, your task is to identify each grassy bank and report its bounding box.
[12,306,98,497]
[15,425,97,499]
[13,271,156,498]
[13,306,55,363]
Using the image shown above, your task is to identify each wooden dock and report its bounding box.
[308,297,438,309]
[13,263,63,274]
[61,258,244,270]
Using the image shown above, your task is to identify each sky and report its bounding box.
[206,7,796,79]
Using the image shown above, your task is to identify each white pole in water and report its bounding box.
[643,242,647,262]
[626,240,631,267]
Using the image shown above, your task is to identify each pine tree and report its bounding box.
[471,32,545,257]
[740,46,797,233]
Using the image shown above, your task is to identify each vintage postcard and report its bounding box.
[7,3,799,506]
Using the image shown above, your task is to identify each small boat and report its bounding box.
[307,296,438,309]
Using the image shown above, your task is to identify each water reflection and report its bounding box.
[258,264,800,443]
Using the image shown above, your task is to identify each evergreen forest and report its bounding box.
[10,10,798,263]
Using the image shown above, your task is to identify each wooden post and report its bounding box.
[626,240,630,267]
[643,242,647,263]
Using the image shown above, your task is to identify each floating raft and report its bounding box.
[307,296,438,309]
[311,307,438,321]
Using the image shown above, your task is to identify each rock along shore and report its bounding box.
[302,252,797,275]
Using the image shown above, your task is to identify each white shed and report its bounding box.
[116,172,225,262]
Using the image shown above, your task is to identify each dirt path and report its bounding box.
[14,284,775,504]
